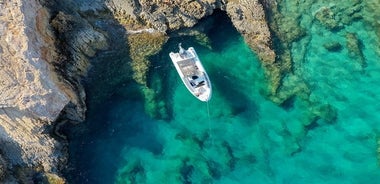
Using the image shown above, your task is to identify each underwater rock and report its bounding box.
[255,0,305,96]
[127,32,168,85]
[314,2,363,31]
[363,0,380,39]
[323,41,343,52]
[314,6,342,31]
[346,32,366,68]
[309,104,337,124]
[270,74,310,105]
[141,87,169,120]
[127,32,169,119]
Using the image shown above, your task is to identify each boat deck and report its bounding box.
[169,44,212,101]
[177,58,201,77]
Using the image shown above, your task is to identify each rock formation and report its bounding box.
[0,0,69,182]
[106,0,224,31]
[346,32,366,68]
[226,0,277,93]
[0,0,107,182]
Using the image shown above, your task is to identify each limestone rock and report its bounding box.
[106,0,224,31]
[0,0,108,180]
[48,1,109,123]
[226,0,279,95]
[226,0,275,65]
[0,0,68,173]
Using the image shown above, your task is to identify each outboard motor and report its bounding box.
[179,43,185,58]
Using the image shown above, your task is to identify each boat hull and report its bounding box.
[169,46,212,102]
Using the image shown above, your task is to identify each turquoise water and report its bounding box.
[67,7,380,184]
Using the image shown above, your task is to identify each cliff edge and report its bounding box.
[0,0,68,180]
[0,0,107,182]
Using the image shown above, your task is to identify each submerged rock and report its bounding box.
[314,6,342,31]
[346,32,366,68]
[323,41,343,52]
[127,32,169,119]
[127,32,168,85]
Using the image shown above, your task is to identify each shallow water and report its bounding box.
[67,4,380,184]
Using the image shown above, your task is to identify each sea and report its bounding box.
[65,2,380,184]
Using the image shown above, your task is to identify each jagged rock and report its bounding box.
[0,0,108,181]
[226,0,275,65]
[0,0,68,175]
[48,2,109,123]
[106,0,223,31]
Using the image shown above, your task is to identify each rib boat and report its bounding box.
[169,43,212,102]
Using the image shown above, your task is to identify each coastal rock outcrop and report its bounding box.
[226,0,275,65]
[106,0,224,31]
[0,0,108,182]
[226,0,277,92]
[0,0,68,180]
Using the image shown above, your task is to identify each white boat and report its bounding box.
[169,43,212,102]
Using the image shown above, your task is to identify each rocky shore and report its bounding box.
[0,0,288,182]
[0,0,107,182]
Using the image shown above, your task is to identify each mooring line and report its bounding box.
[206,101,214,145]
